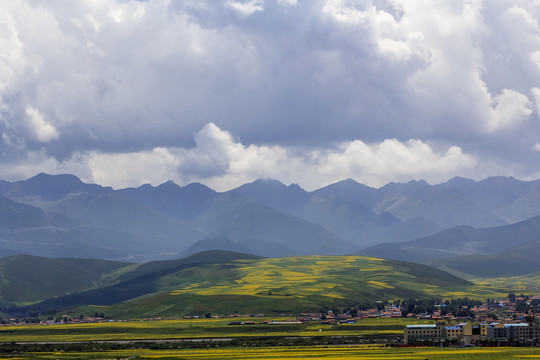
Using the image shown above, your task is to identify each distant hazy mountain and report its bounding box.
[0,194,50,229]
[4,173,111,203]
[424,237,540,277]
[42,192,204,251]
[355,216,540,268]
[3,173,540,262]
[318,179,505,228]
[189,193,356,255]
[314,178,380,208]
[228,178,440,246]
[0,175,207,261]
[227,178,311,215]
[119,181,217,220]
[0,180,14,196]
[438,176,539,212]
[0,194,157,260]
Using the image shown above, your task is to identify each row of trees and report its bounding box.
[323,298,482,318]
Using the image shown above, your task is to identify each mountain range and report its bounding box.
[1,173,540,274]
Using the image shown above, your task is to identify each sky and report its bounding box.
[1,0,540,191]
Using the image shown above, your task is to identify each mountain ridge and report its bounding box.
[3,173,540,263]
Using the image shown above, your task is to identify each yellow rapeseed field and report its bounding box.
[167,255,430,299]
[11,346,540,359]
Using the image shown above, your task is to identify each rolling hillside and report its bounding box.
[10,251,508,319]
[0,255,132,304]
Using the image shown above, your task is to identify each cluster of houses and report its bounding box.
[404,322,540,346]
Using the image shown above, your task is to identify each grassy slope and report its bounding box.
[32,250,262,311]
[71,255,502,318]
[15,251,521,318]
[473,270,540,290]
[0,255,132,304]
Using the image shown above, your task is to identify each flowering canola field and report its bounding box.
[166,255,497,301]
[2,345,540,359]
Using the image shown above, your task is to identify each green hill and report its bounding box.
[32,250,262,311]
[21,252,506,318]
[104,255,479,318]
[0,251,521,319]
[0,255,132,305]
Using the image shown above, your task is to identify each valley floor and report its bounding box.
[1,345,540,359]
[1,319,540,359]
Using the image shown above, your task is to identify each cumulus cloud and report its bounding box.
[88,147,180,189]
[487,89,533,131]
[174,124,476,190]
[2,123,475,191]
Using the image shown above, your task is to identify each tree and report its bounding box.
[515,301,530,313]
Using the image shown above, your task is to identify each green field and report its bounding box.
[0,318,420,342]
[0,345,539,359]
[473,272,540,290]
[0,318,539,359]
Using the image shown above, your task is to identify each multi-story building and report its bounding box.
[503,323,540,343]
[403,324,444,344]
[404,322,540,345]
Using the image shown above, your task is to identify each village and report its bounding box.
[1,293,539,348]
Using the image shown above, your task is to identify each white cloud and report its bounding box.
[487,89,532,131]
[7,123,540,192]
[88,147,179,189]
[0,4,35,93]
[25,107,59,142]
[224,0,264,17]
[71,123,477,191]
[322,1,372,26]
[312,138,476,189]
[532,87,540,112]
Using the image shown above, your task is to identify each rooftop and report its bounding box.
[406,325,437,329]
